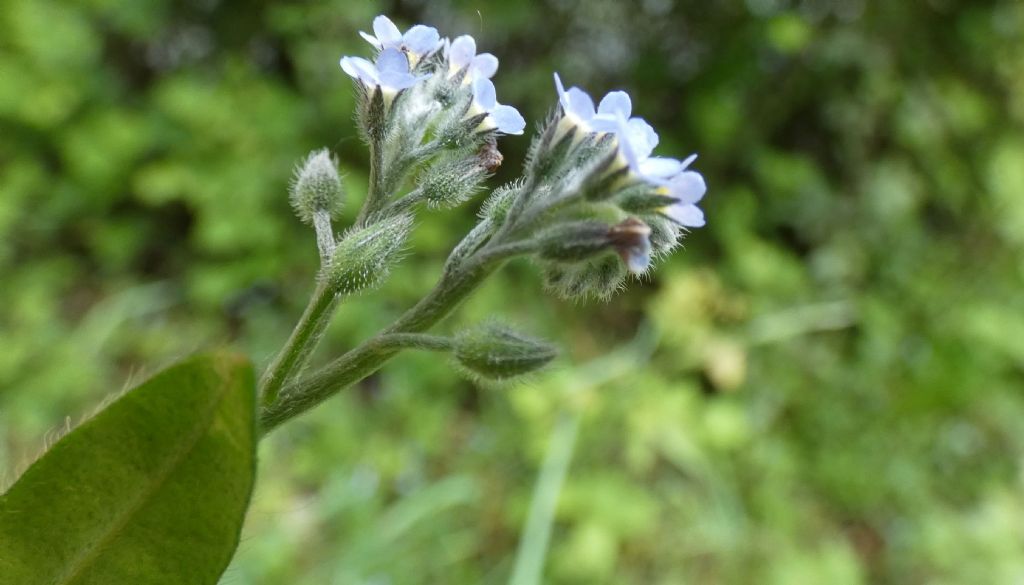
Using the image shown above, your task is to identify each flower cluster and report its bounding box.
[261,13,713,431]
[340,15,524,135]
[329,14,707,302]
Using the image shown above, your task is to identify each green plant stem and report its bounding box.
[508,410,581,585]
[312,210,335,261]
[376,333,454,351]
[258,239,528,433]
[356,138,386,226]
[258,281,339,407]
[376,187,425,219]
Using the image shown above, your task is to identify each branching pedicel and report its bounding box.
[258,15,708,433]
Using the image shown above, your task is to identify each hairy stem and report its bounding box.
[312,210,335,261]
[259,260,494,432]
[376,332,454,351]
[257,233,540,433]
[356,138,386,226]
[258,281,339,407]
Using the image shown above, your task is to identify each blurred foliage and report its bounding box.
[2,0,1024,583]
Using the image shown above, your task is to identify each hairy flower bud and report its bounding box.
[321,213,412,294]
[479,180,521,225]
[357,85,389,143]
[290,149,345,225]
[616,187,677,214]
[417,156,488,209]
[542,254,627,301]
[454,322,558,381]
[438,112,490,149]
[608,217,652,274]
[537,221,615,263]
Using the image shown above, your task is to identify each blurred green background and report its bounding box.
[3,0,1024,583]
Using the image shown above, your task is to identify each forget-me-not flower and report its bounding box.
[445,35,499,82]
[552,73,635,134]
[358,15,441,66]
[468,78,525,135]
[658,160,707,228]
[340,47,428,96]
[613,113,686,181]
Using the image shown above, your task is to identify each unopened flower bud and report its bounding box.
[454,322,557,381]
[477,136,504,173]
[358,86,389,143]
[479,181,520,224]
[290,149,345,225]
[608,217,652,274]
[537,221,615,263]
[439,112,490,149]
[321,213,412,294]
[418,156,488,209]
[542,253,627,302]
[616,187,678,214]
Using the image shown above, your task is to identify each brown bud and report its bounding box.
[478,136,504,173]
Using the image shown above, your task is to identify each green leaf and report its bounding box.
[0,351,257,585]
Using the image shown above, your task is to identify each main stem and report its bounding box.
[258,281,339,407]
[259,257,497,433]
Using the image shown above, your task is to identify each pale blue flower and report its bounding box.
[340,47,428,94]
[358,15,441,64]
[552,73,634,134]
[613,113,685,181]
[469,78,525,135]
[658,161,707,228]
[608,111,707,228]
[445,35,499,82]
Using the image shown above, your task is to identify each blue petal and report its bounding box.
[379,70,421,90]
[491,104,526,135]
[376,47,410,74]
[614,114,640,170]
[448,35,477,68]
[340,56,378,84]
[473,53,499,78]
[627,118,658,159]
[668,171,706,204]
[403,25,440,55]
[359,31,380,48]
[639,157,683,179]
[598,91,632,118]
[473,78,497,110]
[372,15,402,47]
[589,115,619,133]
[666,203,706,228]
[553,72,570,112]
[565,87,595,120]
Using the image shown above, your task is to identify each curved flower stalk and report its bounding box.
[258,13,710,432]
